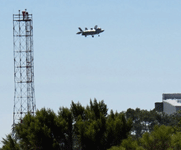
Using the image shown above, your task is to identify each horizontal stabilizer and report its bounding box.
[76,32,82,34]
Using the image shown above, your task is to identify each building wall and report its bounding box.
[176,106,181,112]
[163,101,176,115]
[155,102,163,112]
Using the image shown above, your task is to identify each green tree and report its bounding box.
[89,98,108,119]
[2,99,139,150]
[107,136,144,150]
[1,134,20,150]
[71,101,87,122]
[73,99,107,150]
[15,108,66,150]
[124,108,177,139]
[171,132,181,150]
[107,146,126,150]
[70,101,86,149]
[72,99,132,150]
[121,136,144,150]
[58,107,73,150]
[139,132,155,150]
[170,110,181,133]
[140,125,173,150]
[125,108,143,139]
[106,111,132,149]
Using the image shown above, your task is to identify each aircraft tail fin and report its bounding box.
[94,25,98,29]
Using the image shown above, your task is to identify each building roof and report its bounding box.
[163,99,181,106]
[163,93,181,100]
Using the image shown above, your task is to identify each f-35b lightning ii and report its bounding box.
[76,25,104,37]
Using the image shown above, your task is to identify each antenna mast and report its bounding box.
[13,9,36,130]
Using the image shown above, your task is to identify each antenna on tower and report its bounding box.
[13,9,36,134]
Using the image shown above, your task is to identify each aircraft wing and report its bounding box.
[78,27,83,32]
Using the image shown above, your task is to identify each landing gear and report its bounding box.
[92,35,94,38]
[98,35,100,37]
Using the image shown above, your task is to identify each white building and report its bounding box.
[155,93,181,115]
[163,99,181,115]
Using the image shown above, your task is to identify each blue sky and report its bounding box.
[1,0,181,146]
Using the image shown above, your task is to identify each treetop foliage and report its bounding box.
[2,99,181,150]
[1,98,132,150]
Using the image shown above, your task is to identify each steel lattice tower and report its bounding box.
[13,9,36,129]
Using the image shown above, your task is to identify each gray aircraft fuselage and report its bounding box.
[77,26,104,37]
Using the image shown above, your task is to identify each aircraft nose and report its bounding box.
[102,29,104,32]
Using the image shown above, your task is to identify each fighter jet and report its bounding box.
[76,25,104,37]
